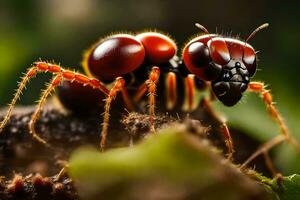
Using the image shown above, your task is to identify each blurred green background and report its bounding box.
[0,0,300,173]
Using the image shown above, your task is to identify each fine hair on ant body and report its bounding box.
[1,23,300,170]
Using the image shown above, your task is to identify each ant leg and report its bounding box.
[28,74,63,144]
[100,77,126,151]
[241,135,285,169]
[133,67,160,132]
[0,67,37,132]
[133,83,147,102]
[241,81,300,167]
[202,97,234,160]
[183,74,196,112]
[263,151,279,177]
[146,67,160,132]
[121,87,134,111]
[181,75,234,159]
[165,72,177,110]
[0,61,110,142]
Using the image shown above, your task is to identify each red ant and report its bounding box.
[0,23,299,166]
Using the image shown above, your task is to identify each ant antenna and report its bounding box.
[246,23,269,43]
[195,23,210,34]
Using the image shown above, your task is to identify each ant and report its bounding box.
[0,23,299,166]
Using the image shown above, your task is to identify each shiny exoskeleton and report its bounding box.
[183,35,255,106]
[1,23,300,166]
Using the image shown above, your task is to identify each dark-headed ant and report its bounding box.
[1,23,299,166]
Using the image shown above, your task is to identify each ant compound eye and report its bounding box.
[243,45,256,77]
[183,41,221,81]
[184,42,210,68]
[207,38,231,65]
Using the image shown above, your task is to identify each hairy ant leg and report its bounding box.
[0,61,109,144]
[241,81,300,168]
[146,67,160,132]
[29,74,63,144]
[0,67,37,132]
[100,77,126,151]
[202,96,234,160]
[132,67,160,132]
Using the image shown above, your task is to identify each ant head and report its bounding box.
[183,23,268,106]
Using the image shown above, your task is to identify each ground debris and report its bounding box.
[0,173,77,200]
[0,105,273,199]
[122,112,210,141]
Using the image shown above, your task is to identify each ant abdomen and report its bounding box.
[56,81,105,115]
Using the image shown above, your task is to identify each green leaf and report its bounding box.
[253,173,300,200]
[69,127,270,200]
[270,174,300,200]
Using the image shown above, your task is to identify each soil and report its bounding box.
[0,103,273,199]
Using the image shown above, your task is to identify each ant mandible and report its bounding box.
[0,23,299,164]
